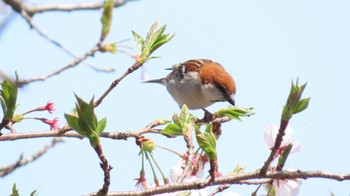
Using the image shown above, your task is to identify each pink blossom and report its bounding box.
[264,124,301,159]
[264,168,303,196]
[43,118,60,130]
[134,176,150,190]
[37,101,56,113]
[169,154,208,183]
[272,179,302,196]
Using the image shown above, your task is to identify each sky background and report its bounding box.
[0,0,350,195]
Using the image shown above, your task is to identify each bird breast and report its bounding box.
[165,71,224,109]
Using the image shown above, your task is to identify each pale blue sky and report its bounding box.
[1,0,350,195]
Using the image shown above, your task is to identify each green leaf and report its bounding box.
[161,123,182,136]
[0,76,18,121]
[172,113,181,127]
[276,143,293,171]
[195,125,217,160]
[217,107,254,120]
[150,33,174,54]
[30,190,37,196]
[64,113,86,136]
[282,79,310,121]
[146,24,166,50]
[11,183,19,196]
[204,124,216,149]
[96,117,107,135]
[294,97,311,114]
[179,104,190,124]
[132,31,145,52]
[100,0,114,40]
[74,94,97,134]
[131,21,174,63]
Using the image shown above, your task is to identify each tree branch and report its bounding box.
[0,138,63,177]
[0,119,169,142]
[4,0,132,16]
[84,170,350,196]
[260,120,289,175]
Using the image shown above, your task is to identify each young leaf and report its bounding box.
[65,113,84,135]
[282,79,310,121]
[97,117,107,135]
[0,77,18,120]
[11,183,19,196]
[100,0,114,40]
[161,123,182,136]
[75,94,97,134]
[276,143,293,171]
[132,31,144,52]
[294,97,311,114]
[204,124,216,149]
[195,125,217,160]
[179,104,190,124]
[217,107,254,120]
[30,190,37,196]
[131,21,174,63]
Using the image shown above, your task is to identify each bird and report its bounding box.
[144,59,236,110]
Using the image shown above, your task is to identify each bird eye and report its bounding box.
[176,64,184,79]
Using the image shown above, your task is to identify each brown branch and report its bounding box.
[4,0,132,17]
[94,143,113,196]
[84,170,350,196]
[176,122,195,182]
[260,119,289,175]
[0,137,63,177]
[0,120,167,142]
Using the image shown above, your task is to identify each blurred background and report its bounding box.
[0,0,350,195]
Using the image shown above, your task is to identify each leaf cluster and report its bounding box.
[161,105,196,136]
[195,124,217,160]
[65,94,107,147]
[217,106,254,121]
[132,21,174,63]
[282,79,311,121]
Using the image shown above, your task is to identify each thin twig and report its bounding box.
[0,137,63,177]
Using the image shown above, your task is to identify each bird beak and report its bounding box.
[227,94,235,106]
[165,67,172,71]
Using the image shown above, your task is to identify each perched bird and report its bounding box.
[144,59,236,110]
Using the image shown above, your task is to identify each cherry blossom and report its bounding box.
[272,178,303,196]
[264,124,301,159]
[43,118,60,130]
[37,101,56,114]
